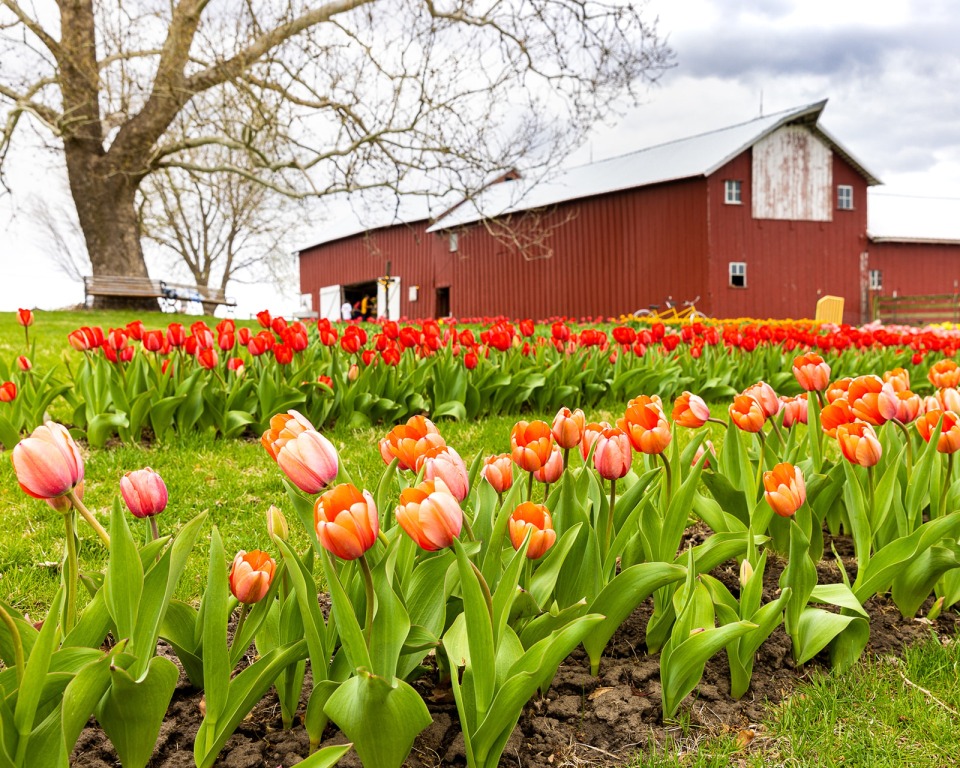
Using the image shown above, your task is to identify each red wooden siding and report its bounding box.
[706,152,868,323]
[868,240,960,297]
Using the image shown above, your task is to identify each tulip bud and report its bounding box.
[266,505,289,541]
[672,392,711,428]
[120,467,168,518]
[592,427,632,480]
[836,421,882,467]
[481,454,513,494]
[423,446,470,502]
[739,559,754,587]
[229,550,276,604]
[16,356,31,372]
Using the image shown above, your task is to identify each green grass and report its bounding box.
[633,635,960,767]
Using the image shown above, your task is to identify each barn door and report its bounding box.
[377,276,401,321]
[318,285,342,321]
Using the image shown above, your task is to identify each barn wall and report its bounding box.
[868,240,960,297]
[438,178,710,320]
[707,150,868,323]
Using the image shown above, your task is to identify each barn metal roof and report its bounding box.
[426,99,881,233]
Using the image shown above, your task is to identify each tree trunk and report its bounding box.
[64,142,160,311]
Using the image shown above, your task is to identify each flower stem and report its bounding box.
[941,453,954,519]
[0,604,24,685]
[527,471,534,502]
[62,511,78,635]
[359,554,376,647]
[658,452,673,511]
[149,516,160,543]
[604,477,617,560]
[230,603,251,655]
[893,418,914,482]
[67,490,111,549]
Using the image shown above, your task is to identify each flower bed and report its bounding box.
[5,348,960,766]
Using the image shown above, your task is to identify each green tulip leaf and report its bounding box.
[323,670,431,768]
[104,499,144,646]
[296,743,354,768]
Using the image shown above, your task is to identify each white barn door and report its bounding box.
[318,285,342,321]
[377,276,401,321]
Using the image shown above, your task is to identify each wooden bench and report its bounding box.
[84,276,236,308]
[872,293,960,326]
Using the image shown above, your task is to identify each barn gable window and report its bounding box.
[725,180,743,205]
[869,269,882,291]
[729,261,747,288]
[837,185,854,210]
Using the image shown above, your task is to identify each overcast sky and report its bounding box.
[2,0,959,316]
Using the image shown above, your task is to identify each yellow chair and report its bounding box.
[815,295,844,324]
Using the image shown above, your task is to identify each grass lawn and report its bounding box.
[2,308,959,766]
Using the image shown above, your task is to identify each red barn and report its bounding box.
[299,100,882,324]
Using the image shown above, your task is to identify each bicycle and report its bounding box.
[633,295,708,322]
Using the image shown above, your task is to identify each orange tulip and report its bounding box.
[929,359,960,390]
[792,353,831,392]
[229,550,276,604]
[619,395,671,454]
[592,426,632,480]
[261,410,316,461]
[379,416,446,471]
[744,381,781,419]
[729,394,765,433]
[825,377,852,405]
[11,422,84,500]
[534,446,564,483]
[481,453,513,493]
[847,375,886,426]
[672,391,710,428]
[916,410,960,454]
[551,407,586,450]
[763,462,806,517]
[820,398,854,438]
[510,420,555,472]
[314,483,379,560]
[836,421,882,467]
[396,479,463,551]
[883,367,910,392]
[779,394,808,428]
[508,502,557,559]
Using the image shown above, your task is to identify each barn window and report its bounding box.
[837,185,854,210]
[725,180,742,205]
[869,269,882,291]
[449,232,459,252]
[729,261,747,288]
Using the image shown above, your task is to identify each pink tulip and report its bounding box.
[423,446,470,502]
[592,427,632,480]
[277,429,339,494]
[534,446,564,484]
[396,479,463,551]
[481,454,513,493]
[11,422,84,500]
[120,467,168,518]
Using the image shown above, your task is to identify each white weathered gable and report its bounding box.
[752,126,833,221]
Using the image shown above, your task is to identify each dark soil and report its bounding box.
[70,536,958,768]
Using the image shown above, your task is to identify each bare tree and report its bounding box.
[0,0,673,309]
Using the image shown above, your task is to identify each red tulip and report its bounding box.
[314,484,379,560]
[592,426,632,480]
[0,381,16,402]
[167,323,186,347]
[481,454,513,493]
[464,351,478,370]
[396,479,463,551]
[256,310,272,329]
[508,502,556,559]
[142,330,165,352]
[273,343,293,365]
[16,355,31,371]
[510,420,555,472]
[229,550,276,604]
[227,357,244,374]
[197,347,218,369]
[763,462,806,517]
[17,308,34,327]
[120,467,168,518]
[779,395,808,428]
[11,422,84,500]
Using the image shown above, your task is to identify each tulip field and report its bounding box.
[3,309,960,767]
